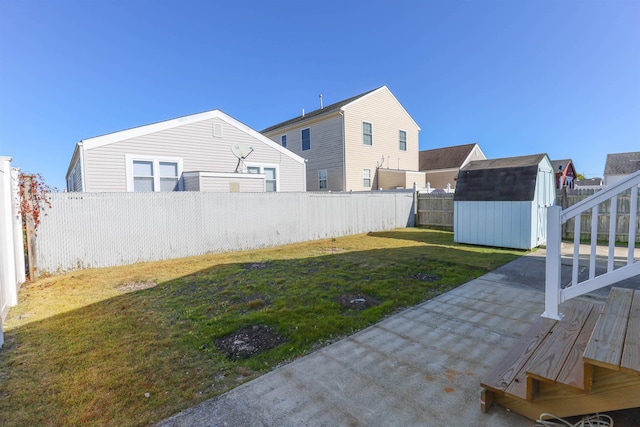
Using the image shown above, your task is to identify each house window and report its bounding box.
[126,155,183,192]
[133,160,155,192]
[363,122,372,146]
[399,130,407,151]
[363,169,371,187]
[301,128,310,151]
[246,164,278,192]
[281,135,287,148]
[264,168,277,192]
[159,162,179,191]
[318,169,328,189]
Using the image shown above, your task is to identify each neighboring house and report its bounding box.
[66,110,306,193]
[419,143,486,191]
[550,159,577,189]
[261,86,424,191]
[453,153,555,250]
[603,151,640,186]
[574,177,603,190]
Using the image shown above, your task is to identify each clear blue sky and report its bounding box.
[1,0,638,190]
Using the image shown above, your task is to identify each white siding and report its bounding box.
[183,172,265,192]
[343,88,420,191]
[264,114,344,191]
[425,169,459,190]
[81,115,305,192]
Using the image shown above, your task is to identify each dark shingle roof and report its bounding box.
[576,178,603,186]
[454,154,549,202]
[261,87,382,134]
[419,143,477,171]
[604,152,640,175]
[550,159,572,173]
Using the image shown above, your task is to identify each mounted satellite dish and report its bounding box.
[231,142,254,173]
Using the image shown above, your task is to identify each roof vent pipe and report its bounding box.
[319,94,323,109]
[302,108,305,117]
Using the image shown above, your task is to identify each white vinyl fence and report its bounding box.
[0,158,26,347]
[34,190,415,274]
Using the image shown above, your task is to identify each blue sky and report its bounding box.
[1,0,638,190]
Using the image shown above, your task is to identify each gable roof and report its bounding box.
[454,153,550,202]
[604,151,640,175]
[419,143,481,171]
[67,109,305,177]
[261,86,419,133]
[550,159,572,173]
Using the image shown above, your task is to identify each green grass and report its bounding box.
[0,228,524,426]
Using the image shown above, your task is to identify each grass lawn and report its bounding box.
[0,228,525,426]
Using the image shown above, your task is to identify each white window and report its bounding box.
[399,130,407,151]
[363,169,371,187]
[363,122,372,146]
[301,128,310,151]
[281,135,287,148]
[126,155,183,192]
[245,163,279,192]
[318,169,328,189]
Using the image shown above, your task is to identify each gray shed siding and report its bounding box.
[81,117,305,192]
[67,156,83,192]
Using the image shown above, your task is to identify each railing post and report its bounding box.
[543,205,563,320]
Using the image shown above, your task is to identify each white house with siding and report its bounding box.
[66,110,306,193]
[261,86,424,191]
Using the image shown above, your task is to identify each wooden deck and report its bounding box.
[481,287,640,420]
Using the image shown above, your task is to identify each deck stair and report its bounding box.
[481,287,640,420]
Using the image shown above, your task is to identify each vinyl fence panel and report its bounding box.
[35,191,415,274]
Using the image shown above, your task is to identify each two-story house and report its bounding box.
[261,86,424,191]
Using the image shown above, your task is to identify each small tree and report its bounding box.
[17,172,56,279]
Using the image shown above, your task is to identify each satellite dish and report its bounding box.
[231,143,254,172]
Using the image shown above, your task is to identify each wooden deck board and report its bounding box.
[489,366,640,421]
[621,290,640,374]
[480,316,556,399]
[525,301,595,386]
[555,303,602,390]
[583,288,633,370]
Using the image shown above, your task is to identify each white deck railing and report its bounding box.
[543,170,640,319]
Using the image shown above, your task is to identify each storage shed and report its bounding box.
[453,153,555,249]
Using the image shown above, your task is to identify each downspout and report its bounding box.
[79,142,86,191]
[339,110,346,191]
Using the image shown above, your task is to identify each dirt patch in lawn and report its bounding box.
[408,272,441,282]
[338,293,380,310]
[214,325,286,359]
[115,280,157,293]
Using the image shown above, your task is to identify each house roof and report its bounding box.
[67,109,306,178]
[575,178,603,186]
[604,151,640,175]
[550,159,572,173]
[454,153,550,202]
[419,143,479,171]
[261,86,419,134]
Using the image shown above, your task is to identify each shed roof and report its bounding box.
[454,154,550,202]
[419,143,479,171]
[604,151,640,175]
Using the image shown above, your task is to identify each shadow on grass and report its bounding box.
[0,235,523,426]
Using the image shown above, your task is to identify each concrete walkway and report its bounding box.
[157,248,639,427]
